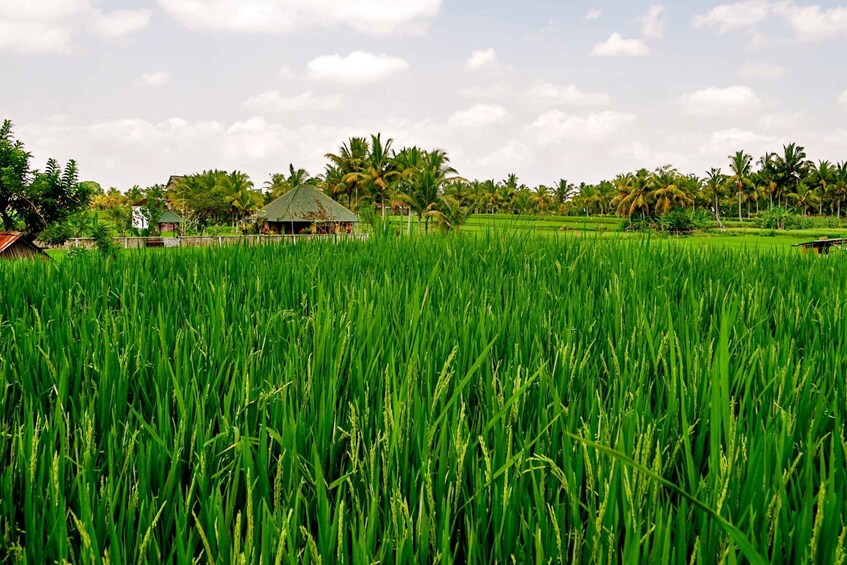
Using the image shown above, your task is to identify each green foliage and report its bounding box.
[758,206,800,230]
[2,236,846,562]
[89,218,119,257]
[658,208,709,232]
[1,119,92,241]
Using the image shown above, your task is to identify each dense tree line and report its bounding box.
[6,116,847,239]
[439,144,847,225]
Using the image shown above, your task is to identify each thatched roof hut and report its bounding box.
[259,185,358,234]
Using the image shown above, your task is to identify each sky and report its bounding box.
[2,0,847,189]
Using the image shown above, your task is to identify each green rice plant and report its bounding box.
[1,234,845,563]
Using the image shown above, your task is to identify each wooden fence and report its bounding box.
[38,233,370,250]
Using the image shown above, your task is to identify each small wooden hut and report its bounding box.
[259,185,358,235]
[0,232,50,261]
[793,238,847,255]
[158,210,184,234]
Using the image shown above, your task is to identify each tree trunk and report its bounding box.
[714,194,720,223]
[407,206,412,236]
[738,191,742,223]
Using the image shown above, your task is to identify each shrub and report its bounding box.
[90,220,119,257]
[658,209,708,233]
[758,207,803,230]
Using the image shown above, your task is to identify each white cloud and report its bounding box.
[703,127,781,155]
[448,104,511,127]
[527,82,611,108]
[529,110,637,144]
[738,62,788,80]
[307,51,409,85]
[140,71,170,87]
[756,112,808,131]
[585,9,603,21]
[158,0,442,35]
[0,21,74,54]
[93,9,152,38]
[773,3,847,41]
[243,90,343,112]
[0,0,150,53]
[592,33,650,57]
[678,86,764,117]
[839,90,847,111]
[473,140,533,172]
[466,48,497,71]
[693,1,770,33]
[642,5,666,39]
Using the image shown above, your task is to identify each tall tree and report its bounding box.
[343,134,399,217]
[728,150,753,222]
[808,160,834,216]
[648,166,691,215]
[325,137,369,210]
[703,168,725,225]
[611,170,651,219]
[0,120,92,240]
[775,143,809,207]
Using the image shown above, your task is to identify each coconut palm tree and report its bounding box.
[728,151,753,222]
[224,171,260,227]
[775,143,809,206]
[396,149,464,233]
[326,137,369,210]
[702,168,725,225]
[808,160,834,216]
[831,161,847,218]
[611,170,651,219]
[757,152,778,209]
[554,179,577,206]
[787,182,819,215]
[648,166,692,215]
[532,185,553,214]
[343,134,400,217]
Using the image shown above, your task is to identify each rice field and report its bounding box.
[1,234,846,563]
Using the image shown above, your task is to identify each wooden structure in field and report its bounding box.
[0,232,50,261]
[259,185,358,235]
[793,238,847,254]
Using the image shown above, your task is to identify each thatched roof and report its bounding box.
[260,185,357,223]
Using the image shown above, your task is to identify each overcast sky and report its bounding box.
[2,0,847,189]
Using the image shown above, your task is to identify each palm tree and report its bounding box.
[786,182,819,215]
[775,143,809,207]
[728,151,753,222]
[757,152,778,209]
[343,134,399,218]
[808,160,833,216]
[611,170,651,219]
[326,137,369,210]
[224,171,259,227]
[702,168,725,225]
[263,173,288,201]
[396,149,463,233]
[749,172,769,215]
[648,166,692,215]
[831,161,847,218]
[554,179,577,206]
[532,185,553,214]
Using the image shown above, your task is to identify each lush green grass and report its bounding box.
[385,213,845,253]
[2,235,846,563]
